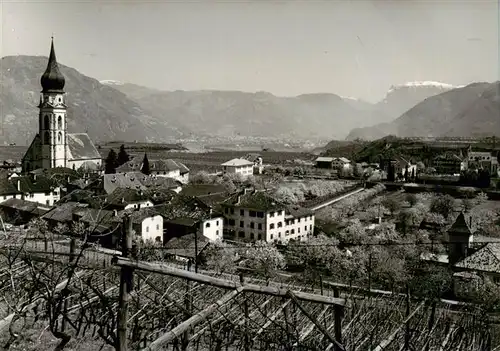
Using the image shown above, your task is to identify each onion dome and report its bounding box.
[40,38,65,93]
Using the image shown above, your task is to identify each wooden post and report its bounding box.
[404,285,410,350]
[333,288,343,351]
[117,215,133,351]
[182,261,193,350]
[241,274,250,351]
[62,237,76,332]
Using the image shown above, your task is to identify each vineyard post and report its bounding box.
[62,237,76,332]
[117,215,133,351]
[404,285,410,351]
[333,288,343,351]
[241,273,250,351]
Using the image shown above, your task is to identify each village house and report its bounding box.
[314,157,334,169]
[41,201,89,230]
[221,189,315,243]
[466,151,499,175]
[0,174,61,206]
[332,157,351,171]
[116,158,190,184]
[162,194,224,242]
[432,153,466,175]
[0,198,51,225]
[221,158,254,178]
[104,188,154,211]
[114,208,164,243]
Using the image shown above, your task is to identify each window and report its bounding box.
[240,209,244,216]
[271,234,274,240]
[285,230,289,236]
[156,224,159,230]
[269,212,275,217]
[46,200,50,205]
[304,226,307,231]
[249,211,256,217]
[228,219,235,226]
[240,221,244,228]
[309,225,312,230]
[258,223,262,230]
[57,116,62,129]
[239,231,245,238]
[155,236,161,243]
[258,233,262,240]
[225,208,229,214]
[257,212,264,218]
[44,115,50,130]
[146,226,149,233]
[58,132,62,143]
[278,232,281,238]
[205,222,211,228]
[250,233,255,240]
[291,229,295,234]
[298,228,301,233]
[278,222,283,228]
[270,223,275,229]
[250,222,255,229]
[216,220,219,226]
[44,131,50,144]
[216,230,219,236]
[230,208,235,215]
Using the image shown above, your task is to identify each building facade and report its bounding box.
[221,158,254,177]
[21,38,102,173]
[222,190,315,243]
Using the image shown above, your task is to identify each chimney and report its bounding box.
[33,174,37,181]
[209,207,213,218]
[67,176,70,183]
[236,195,241,205]
[17,179,21,192]
[113,210,118,217]
[121,197,125,203]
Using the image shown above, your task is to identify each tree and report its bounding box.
[382,196,401,216]
[430,194,456,219]
[116,144,130,166]
[104,149,118,174]
[405,193,418,207]
[203,240,239,274]
[242,241,286,278]
[141,153,150,175]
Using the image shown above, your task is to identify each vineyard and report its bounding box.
[0,221,498,351]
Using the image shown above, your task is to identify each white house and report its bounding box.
[105,188,154,210]
[221,189,315,243]
[332,157,351,170]
[134,213,164,243]
[0,175,60,206]
[200,216,224,241]
[221,158,254,178]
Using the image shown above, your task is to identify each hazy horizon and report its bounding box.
[1,0,498,103]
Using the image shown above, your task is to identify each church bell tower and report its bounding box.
[38,37,67,169]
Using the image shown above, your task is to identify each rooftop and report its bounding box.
[67,133,102,161]
[223,190,284,212]
[221,158,254,167]
[455,243,500,273]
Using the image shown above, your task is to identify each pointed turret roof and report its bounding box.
[448,212,472,236]
[40,37,66,93]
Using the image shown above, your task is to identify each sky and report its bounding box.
[1,0,498,102]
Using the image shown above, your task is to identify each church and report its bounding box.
[22,39,102,173]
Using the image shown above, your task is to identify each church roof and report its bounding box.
[67,133,101,161]
[40,38,66,93]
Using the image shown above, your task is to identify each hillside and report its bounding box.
[0,56,182,145]
[346,82,500,140]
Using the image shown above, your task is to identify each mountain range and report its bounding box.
[346,82,500,140]
[1,54,498,145]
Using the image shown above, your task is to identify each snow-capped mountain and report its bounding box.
[100,79,124,86]
[386,81,461,95]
